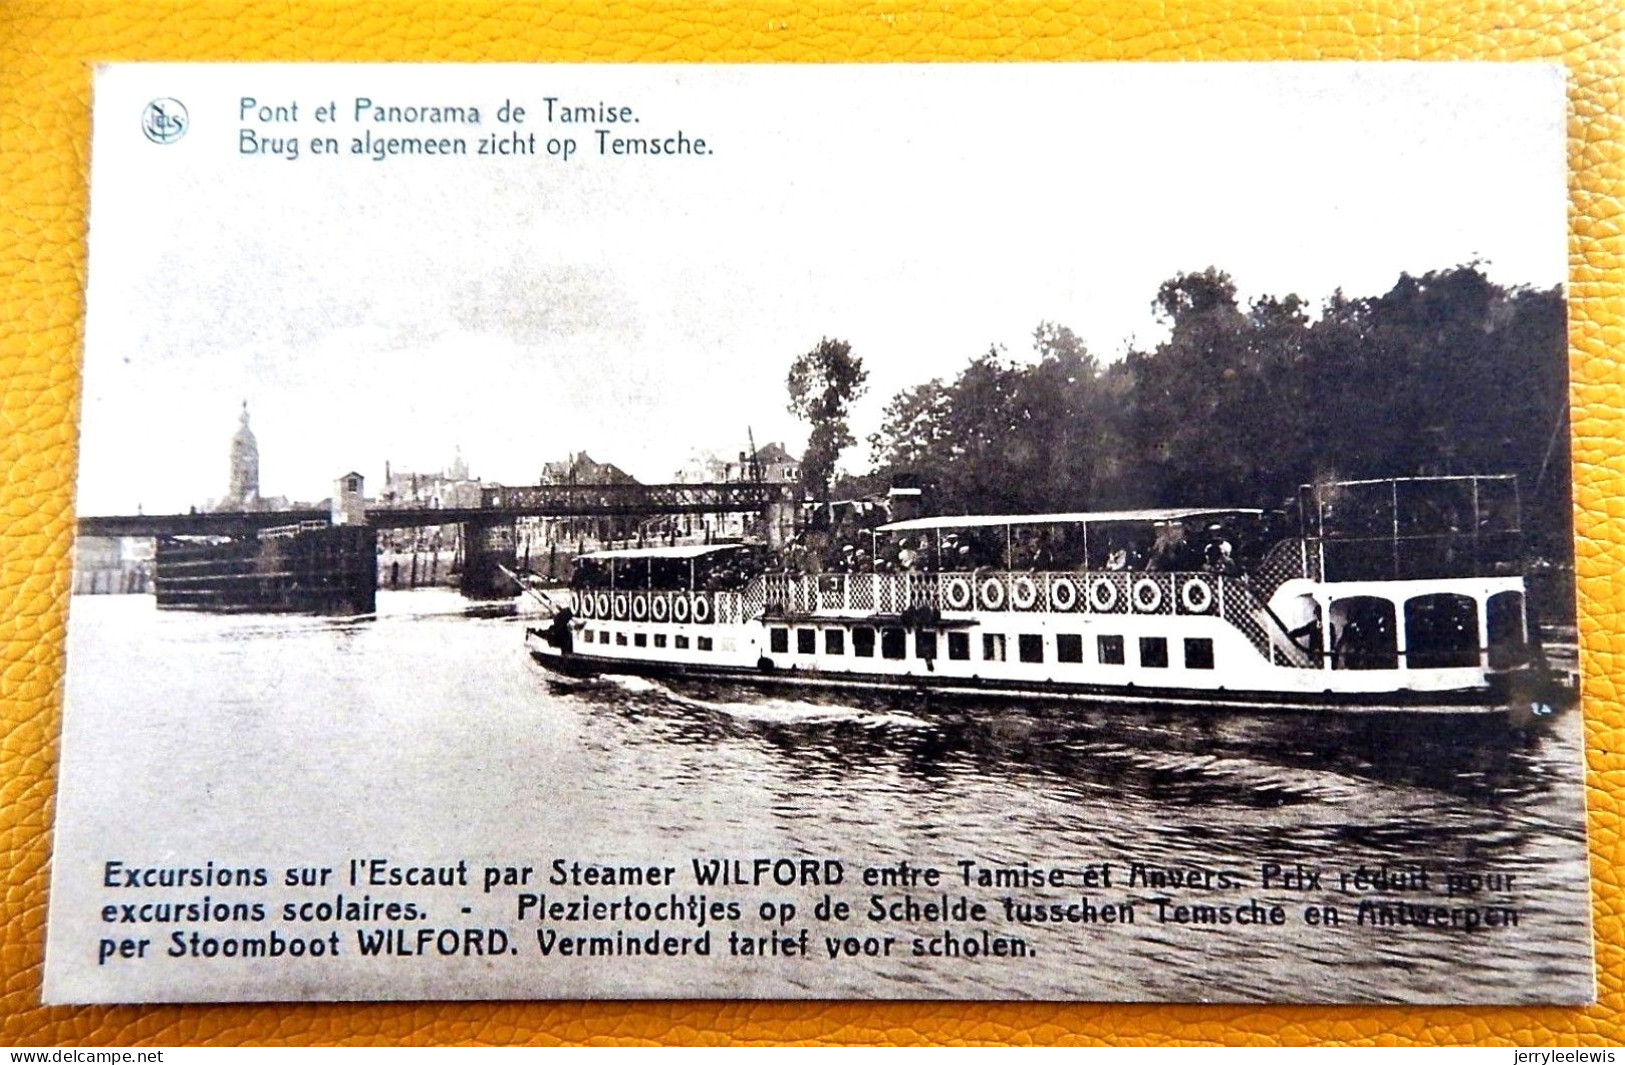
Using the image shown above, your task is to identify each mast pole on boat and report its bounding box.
[496,563,557,614]
[1391,480,1401,580]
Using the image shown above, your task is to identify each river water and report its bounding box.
[47,591,1594,1004]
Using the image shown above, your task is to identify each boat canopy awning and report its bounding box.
[577,544,746,561]
[876,508,1263,533]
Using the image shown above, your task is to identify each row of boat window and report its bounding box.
[581,629,716,652]
[578,622,1214,669]
[767,626,1215,670]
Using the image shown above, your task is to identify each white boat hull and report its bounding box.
[527,605,1567,717]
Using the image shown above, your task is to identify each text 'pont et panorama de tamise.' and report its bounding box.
[235,96,713,163]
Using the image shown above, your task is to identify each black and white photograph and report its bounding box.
[46,62,1592,1004]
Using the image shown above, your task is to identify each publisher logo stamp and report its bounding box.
[141,98,188,144]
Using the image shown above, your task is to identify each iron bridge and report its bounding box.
[76,482,797,538]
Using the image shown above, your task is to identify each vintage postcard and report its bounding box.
[46,62,1591,1004]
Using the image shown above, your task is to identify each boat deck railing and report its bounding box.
[572,568,1319,667]
[1251,538,1318,600]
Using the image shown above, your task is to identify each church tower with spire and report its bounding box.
[227,402,260,510]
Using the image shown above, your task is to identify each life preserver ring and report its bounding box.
[1181,577,1213,614]
[979,576,1006,610]
[1050,578,1078,612]
[594,592,611,618]
[575,593,591,618]
[632,595,648,621]
[1089,578,1118,613]
[1010,576,1039,610]
[652,595,669,622]
[691,594,712,624]
[673,594,690,622]
[613,593,629,620]
[943,576,973,611]
[1132,578,1162,614]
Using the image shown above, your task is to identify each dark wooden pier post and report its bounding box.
[153,524,376,615]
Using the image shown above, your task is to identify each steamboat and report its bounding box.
[525,476,1572,716]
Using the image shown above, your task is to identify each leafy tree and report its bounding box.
[1304,266,1568,552]
[869,328,1116,514]
[1124,268,1255,504]
[1001,324,1111,511]
[860,262,1567,555]
[870,377,952,476]
[787,337,869,505]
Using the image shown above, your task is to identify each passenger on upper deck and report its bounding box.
[1204,538,1238,575]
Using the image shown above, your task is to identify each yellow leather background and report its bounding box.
[2,0,1621,1047]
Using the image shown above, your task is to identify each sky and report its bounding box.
[76,63,1567,514]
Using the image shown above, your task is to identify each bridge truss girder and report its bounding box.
[77,483,801,538]
[476,481,798,518]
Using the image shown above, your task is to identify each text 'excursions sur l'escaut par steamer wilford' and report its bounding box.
[88,853,1526,969]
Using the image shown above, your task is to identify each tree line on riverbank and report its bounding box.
[791,264,1571,556]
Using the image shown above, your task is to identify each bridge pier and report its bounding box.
[460,516,518,600]
[763,498,796,548]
